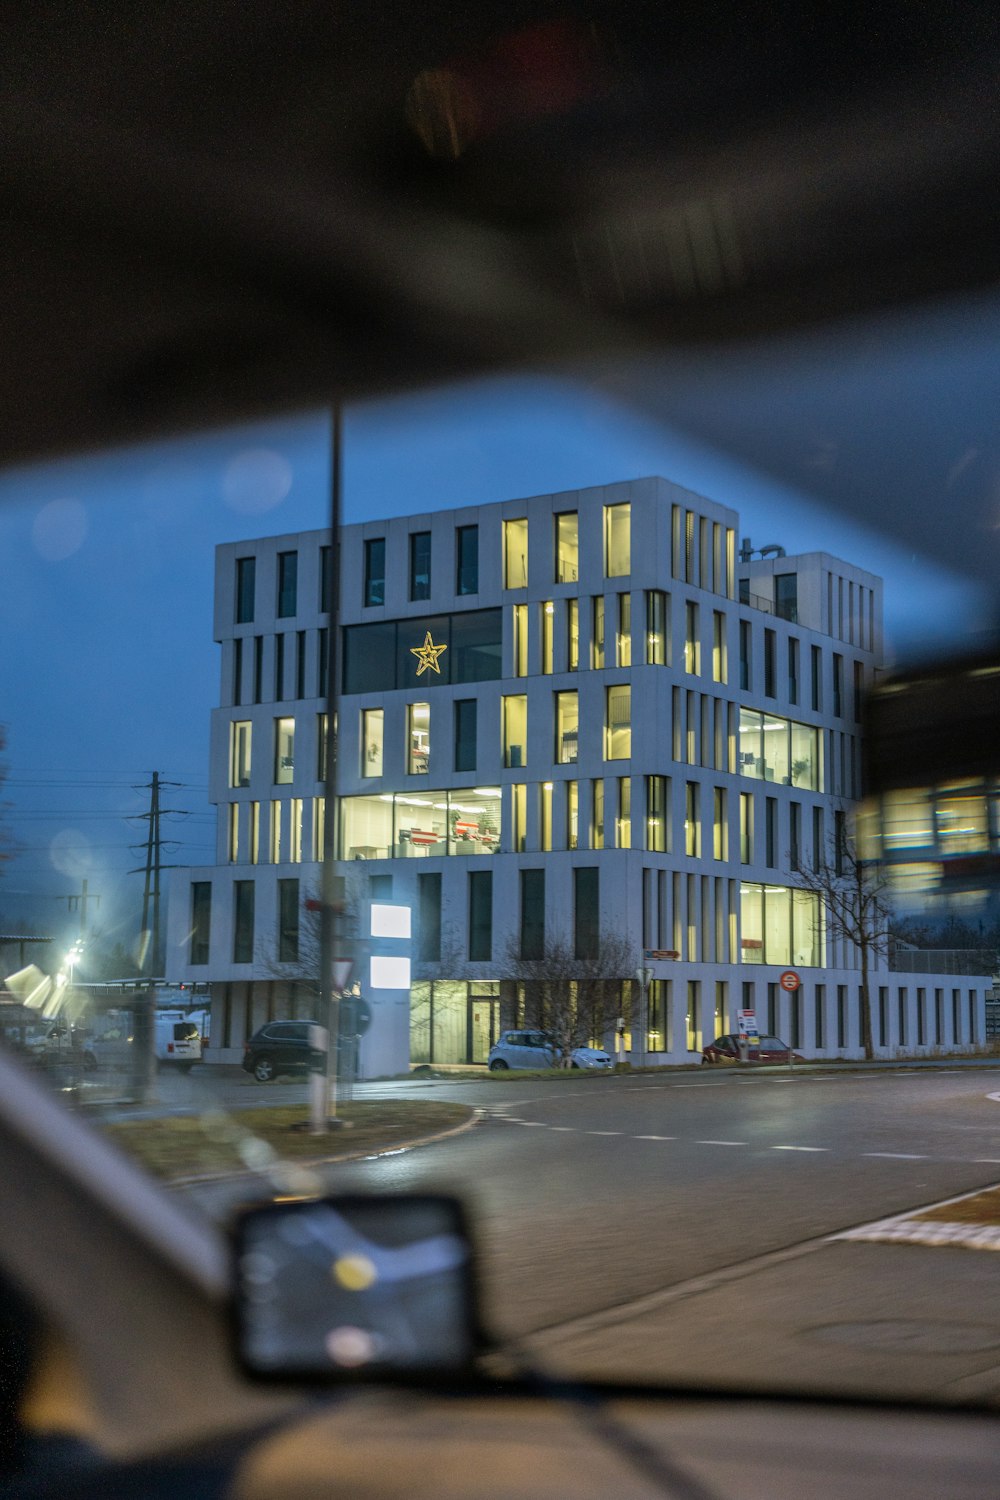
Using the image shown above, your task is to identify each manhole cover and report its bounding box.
[807,1320,1000,1354]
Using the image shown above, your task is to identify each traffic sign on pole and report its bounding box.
[779,970,801,992]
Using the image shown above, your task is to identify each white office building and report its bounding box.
[165,476,990,1070]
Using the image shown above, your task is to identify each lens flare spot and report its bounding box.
[32,499,88,561]
[332,1253,377,1292]
[222,449,293,514]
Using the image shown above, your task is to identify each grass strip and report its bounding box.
[915,1186,1000,1226]
[106,1100,472,1181]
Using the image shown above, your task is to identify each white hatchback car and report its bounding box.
[487,1031,614,1072]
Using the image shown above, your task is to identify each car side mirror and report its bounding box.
[232,1194,485,1383]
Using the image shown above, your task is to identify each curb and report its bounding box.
[166,1105,480,1189]
[833,1178,1000,1253]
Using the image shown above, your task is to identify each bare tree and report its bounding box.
[499,927,639,1066]
[794,818,890,1060]
[256,869,367,1009]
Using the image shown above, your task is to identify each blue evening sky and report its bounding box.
[0,374,986,959]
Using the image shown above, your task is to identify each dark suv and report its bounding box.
[241,1020,317,1082]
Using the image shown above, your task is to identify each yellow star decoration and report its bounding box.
[410,630,448,676]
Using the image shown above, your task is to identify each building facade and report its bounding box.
[165,477,990,1068]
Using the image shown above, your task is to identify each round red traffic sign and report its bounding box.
[779,970,801,992]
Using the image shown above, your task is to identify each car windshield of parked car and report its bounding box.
[3,313,1000,1414]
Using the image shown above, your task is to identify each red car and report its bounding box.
[702,1034,804,1065]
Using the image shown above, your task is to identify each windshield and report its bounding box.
[2,350,1000,1412]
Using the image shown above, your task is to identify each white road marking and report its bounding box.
[548,1126,577,1132]
[516,1121,547,1127]
[772,1145,828,1152]
[987,1092,1000,1103]
[697,1139,746,1146]
[587,1130,622,1136]
[635,1134,675,1141]
[863,1152,927,1159]
[973,1157,1000,1163]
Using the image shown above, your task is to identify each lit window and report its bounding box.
[556,691,579,764]
[646,590,667,665]
[555,512,578,582]
[591,778,605,849]
[250,802,260,864]
[274,717,295,784]
[290,798,303,862]
[228,803,239,862]
[685,781,701,857]
[512,604,528,677]
[616,777,631,848]
[511,783,527,852]
[605,503,630,577]
[407,702,430,775]
[540,783,553,851]
[591,596,605,669]
[646,775,667,852]
[685,601,700,675]
[503,517,528,589]
[567,598,579,671]
[541,601,554,673]
[270,802,282,863]
[567,781,579,850]
[713,786,728,860]
[712,611,727,683]
[362,709,384,776]
[616,593,631,667]
[605,684,631,760]
[502,695,527,768]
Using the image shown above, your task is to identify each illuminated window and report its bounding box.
[312,797,325,861]
[555,691,579,764]
[274,718,294,784]
[407,702,430,775]
[605,503,630,577]
[616,776,631,848]
[616,593,631,667]
[362,709,384,776]
[740,792,753,862]
[555,511,578,582]
[567,598,579,671]
[269,802,282,863]
[684,601,700,674]
[685,781,701,857]
[591,779,604,850]
[511,783,527,852]
[646,775,667,852]
[228,803,239,862]
[567,781,579,850]
[512,604,528,677]
[646,590,667,665]
[502,695,527,768]
[713,786,728,860]
[540,783,553,851]
[290,799,303,862]
[250,802,260,864]
[503,517,528,589]
[541,601,554,673]
[591,596,605,668]
[230,721,251,788]
[605,684,631,760]
[712,611,727,683]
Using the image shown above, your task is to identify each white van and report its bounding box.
[154,1011,202,1070]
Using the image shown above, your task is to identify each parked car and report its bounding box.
[487,1031,614,1071]
[702,1034,804,1065]
[242,1020,318,1082]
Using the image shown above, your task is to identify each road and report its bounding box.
[173,1063,1000,1400]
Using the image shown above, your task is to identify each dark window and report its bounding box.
[832,653,843,717]
[410,531,431,601]
[317,627,328,697]
[468,870,493,961]
[764,629,776,697]
[296,631,306,699]
[520,870,545,960]
[277,551,298,618]
[418,873,442,962]
[278,878,299,963]
[765,797,777,867]
[738,577,750,604]
[190,883,211,965]
[364,538,385,607]
[233,881,255,964]
[739,620,751,691]
[775,573,798,622]
[253,636,263,704]
[790,801,801,870]
[814,983,825,1047]
[788,637,799,705]
[343,610,503,694]
[320,544,332,613]
[811,645,822,711]
[574,867,599,960]
[456,525,479,595]
[878,986,888,1048]
[236,557,256,624]
[837,985,847,1048]
[233,637,243,706]
[275,633,285,700]
[834,810,846,875]
[853,660,864,722]
[454,699,477,772]
[767,982,778,1034]
[812,806,824,864]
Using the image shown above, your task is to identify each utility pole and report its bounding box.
[129,772,185,978]
[55,878,101,944]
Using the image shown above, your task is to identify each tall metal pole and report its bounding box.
[314,403,343,1133]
